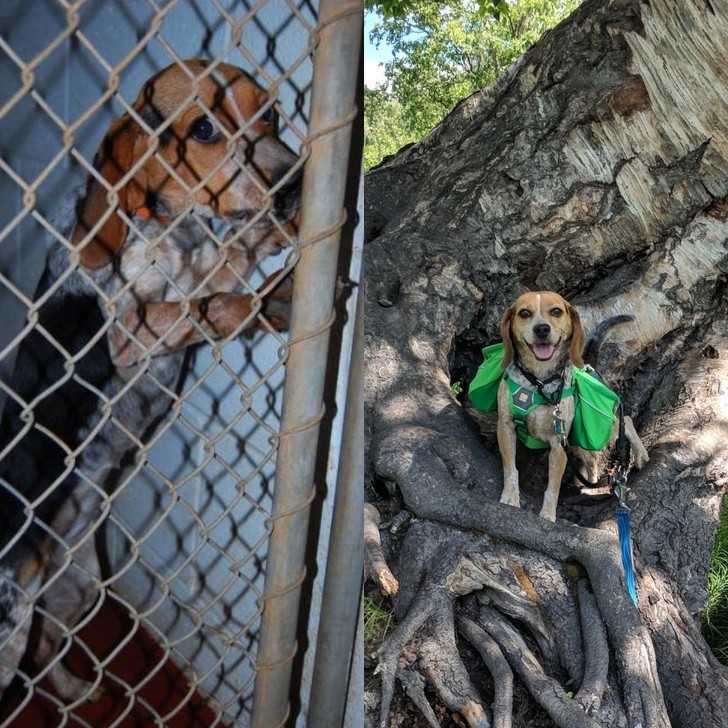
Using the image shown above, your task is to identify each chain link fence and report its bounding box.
[0,1,362,725]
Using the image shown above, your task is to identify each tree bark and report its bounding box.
[364,0,728,726]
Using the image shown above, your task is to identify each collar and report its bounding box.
[511,360,570,406]
[515,362,563,390]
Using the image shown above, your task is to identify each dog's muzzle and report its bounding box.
[530,323,559,361]
[533,323,551,340]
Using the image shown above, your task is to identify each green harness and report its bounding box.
[468,343,620,450]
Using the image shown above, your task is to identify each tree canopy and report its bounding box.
[365,0,580,168]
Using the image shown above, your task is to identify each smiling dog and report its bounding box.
[496,291,648,521]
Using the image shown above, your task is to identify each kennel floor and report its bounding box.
[0,596,224,727]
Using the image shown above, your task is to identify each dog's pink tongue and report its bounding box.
[532,343,556,360]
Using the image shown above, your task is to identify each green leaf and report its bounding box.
[365,0,582,168]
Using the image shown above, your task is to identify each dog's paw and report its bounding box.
[261,269,294,301]
[259,269,294,332]
[538,504,557,522]
[49,662,104,703]
[499,488,520,508]
[623,417,650,471]
[633,445,649,470]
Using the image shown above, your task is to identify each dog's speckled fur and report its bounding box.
[497,292,648,522]
[0,59,300,700]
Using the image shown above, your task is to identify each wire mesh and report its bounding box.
[0,1,358,725]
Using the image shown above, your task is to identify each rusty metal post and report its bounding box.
[250,2,363,727]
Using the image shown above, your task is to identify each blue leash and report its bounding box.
[614,401,638,608]
[557,383,640,608]
[615,485,638,608]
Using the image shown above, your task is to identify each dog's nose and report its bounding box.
[533,323,551,340]
[273,167,302,219]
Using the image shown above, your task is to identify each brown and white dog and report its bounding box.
[497,291,649,521]
[0,59,301,701]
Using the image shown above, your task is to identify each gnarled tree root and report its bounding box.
[477,604,601,728]
[374,581,489,728]
[372,425,670,728]
[457,616,513,728]
[365,502,399,596]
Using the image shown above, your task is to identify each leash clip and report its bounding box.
[614,477,631,510]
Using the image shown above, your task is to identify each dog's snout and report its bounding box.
[273,167,302,217]
[533,323,551,340]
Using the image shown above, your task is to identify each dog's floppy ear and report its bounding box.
[500,305,516,370]
[567,303,586,367]
[71,115,147,269]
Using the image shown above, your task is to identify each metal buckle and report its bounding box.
[553,405,568,447]
[613,475,631,510]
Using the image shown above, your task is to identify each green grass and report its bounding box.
[364,596,394,653]
[704,500,728,664]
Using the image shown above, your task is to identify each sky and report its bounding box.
[364,10,391,88]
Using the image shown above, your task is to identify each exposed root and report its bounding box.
[396,667,441,728]
[374,584,448,728]
[574,579,609,715]
[375,572,490,728]
[365,478,674,727]
[417,604,490,727]
[478,605,601,728]
[462,552,550,650]
[373,424,671,727]
[457,616,513,728]
[365,502,399,596]
[370,520,617,727]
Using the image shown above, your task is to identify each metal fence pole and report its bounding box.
[250,2,363,727]
[308,284,363,727]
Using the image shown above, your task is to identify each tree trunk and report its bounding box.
[363,0,728,726]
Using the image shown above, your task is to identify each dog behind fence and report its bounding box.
[0,1,363,725]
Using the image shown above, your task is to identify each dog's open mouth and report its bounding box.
[530,342,559,361]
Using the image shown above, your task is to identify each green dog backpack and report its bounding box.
[468,342,619,451]
[569,366,620,450]
[468,343,506,414]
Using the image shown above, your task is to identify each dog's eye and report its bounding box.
[550,307,563,317]
[260,106,274,125]
[189,116,219,143]
[518,309,532,319]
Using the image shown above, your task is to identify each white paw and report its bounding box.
[633,445,649,470]
[49,663,104,703]
[538,505,557,522]
[500,488,520,508]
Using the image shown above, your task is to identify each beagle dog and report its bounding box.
[497,291,648,521]
[0,59,301,701]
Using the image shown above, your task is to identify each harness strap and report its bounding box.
[616,403,629,473]
[515,363,564,401]
[506,372,575,449]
